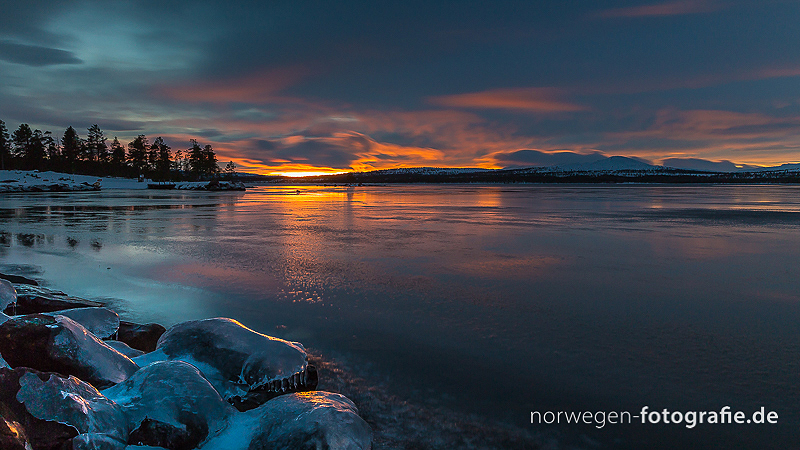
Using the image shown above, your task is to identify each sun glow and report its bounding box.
[275,171,349,177]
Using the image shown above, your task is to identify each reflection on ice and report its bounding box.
[2,185,800,448]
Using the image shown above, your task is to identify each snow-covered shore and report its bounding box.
[0,170,245,192]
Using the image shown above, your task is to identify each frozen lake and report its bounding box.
[1,184,799,449]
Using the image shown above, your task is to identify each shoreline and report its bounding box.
[0,268,554,450]
[0,272,371,449]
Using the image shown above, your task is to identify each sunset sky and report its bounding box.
[1,0,799,174]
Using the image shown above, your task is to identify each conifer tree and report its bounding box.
[151,136,172,180]
[110,137,127,175]
[61,126,81,173]
[12,124,33,161]
[0,120,10,170]
[86,124,108,164]
[127,135,149,176]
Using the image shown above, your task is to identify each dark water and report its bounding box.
[1,185,799,449]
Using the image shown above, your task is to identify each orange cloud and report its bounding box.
[600,109,800,166]
[159,67,306,103]
[597,0,723,18]
[429,88,588,112]
[633,109,800,140]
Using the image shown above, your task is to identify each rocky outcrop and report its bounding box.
[0,280,371,450]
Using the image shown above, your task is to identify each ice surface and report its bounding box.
[200,391,371,450]
[42,307,120,339]
[0,279,16,311]
[103,360,233,448]
[16,371,128,441]
[143,318,308,401]
[0,312,9,326]
[0,353,8,369]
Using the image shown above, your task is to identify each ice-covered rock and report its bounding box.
[0,314,138,388]
[0,312,9,326]
[117,321,167,352]
[0,353,9,369]
[16,370,128,442]
[201,391,372,450]
[103,361,233,450]
[105,340,146,358]
[0,279,16,311]
[7,284,104,315]
[135,318,313,409]
[0,368,92,449]
[42,307,120,339]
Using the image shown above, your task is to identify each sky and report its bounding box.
[1,0,799,175]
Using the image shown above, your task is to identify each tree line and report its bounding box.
[0,120,232,181]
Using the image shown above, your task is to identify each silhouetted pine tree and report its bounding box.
[0,120,10,170]
[109,137,127,176]
[151,136,172,181]
[27,129,46,169]
[61,126,81,174]
[86,125,108,171]
[127,135,149,176]
[12,124,33,169]
[202,145,219,178]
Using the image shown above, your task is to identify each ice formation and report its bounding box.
[0,279,16,311]
[105,340,146,358]
[0,314,138,388]
[43,306,120,339]
[201,391,372,450]
[16,371,128,442]
[103,360,233,449]
[135,318,312,408]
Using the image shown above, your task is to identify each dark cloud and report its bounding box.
[277,140,356,168]
[0,40,82,66]
[247,134,369,169]
[255,139,277,150]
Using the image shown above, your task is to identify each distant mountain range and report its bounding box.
[283,156,800,184]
